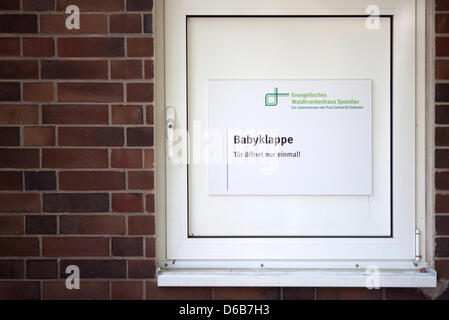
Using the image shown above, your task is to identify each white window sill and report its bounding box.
[157,268,437,288]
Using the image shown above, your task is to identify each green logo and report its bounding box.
[265,88,289,107]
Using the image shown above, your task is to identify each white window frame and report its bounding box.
[154,0,437,287]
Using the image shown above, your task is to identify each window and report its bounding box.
[154,0,436,288]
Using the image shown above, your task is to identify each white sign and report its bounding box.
[208,80,372,195]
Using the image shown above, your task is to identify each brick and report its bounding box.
[0,282,40,300]
[57,0,124,12]
[283,288,315,300]
[128,215,154,235]
[127,127,154,146]
[59,127,124,146]
[26,260,57,279]
[40,14,108,34]
[146,238,155,257]
[0,149,39,168]
[145,194,154,212]
[26,216,57,234]
[59,171,125,190]
[60,260,126,279]
[127,83,154,102]
[128,171,154,190]
[436,259,449,279]
[23,37,54,57]
[436,238,449,257]
[112,105,143,124]
[0,171,22,190]
[144,60,154,79]
[111,149,142,168]
[436,194,449,213]
[0,216,23,235]
[0,238,39,256]
[214,287,280,300]
[127,37,153,57]
[0,130,22,148]
[0,193,40,213]
[146,105,154,124]
[438,221,449,245]
[23,0,55,11]
[110,14,142,33]
[43,105,109,124]
[24,127,55,146]
[128,260,155,279]
[23,82,54,102]
[0,14,37,33]
[25,171,56,190]
[0,60,38,79]
[436,106,449,124]
[316,288,382,300]
[0,127,20,146]
[58,82,123,102]
[43,193,109,213]
[24,172,55,193]
[385,288,429,300]
[0,83,20,101]
[0,260,23,279]
[437,0,449,11]
[127,0,153,11]
[112,281,143,300]
[43,281,108,300]
[112,237,143,256]
[43,149,108,168]
[146,282,211,300]
[436,172,449,190]
[43,237,109,257]
[111,60,142,79]
[144,149,154,168]
[0,0,20,10]
[437,38,449,57]
[58,38,124,57]
[0,38,20,56]
[436,127,449,146]
[60,215,126,235]
[144,14,152,33]
[0,105,38,124]
[436,149,449,169]
[112,193,143,212]
[42,60,108,79]
[437,60,449,80]
[437,14,449,34]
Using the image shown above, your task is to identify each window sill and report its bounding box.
[157,267,437,288]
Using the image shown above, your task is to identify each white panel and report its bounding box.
[188,17,390,237]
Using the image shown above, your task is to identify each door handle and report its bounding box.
[166,106,176,160]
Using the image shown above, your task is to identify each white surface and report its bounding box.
[188,17,390,237]
[165,0,417,261]
[158,268,437,288]
[208,79,373,195]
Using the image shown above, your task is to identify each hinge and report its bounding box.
[415,229,422,266]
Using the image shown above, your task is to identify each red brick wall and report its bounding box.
[435,0,449,289]
[0,0,447,300]
[0,0,155,300]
